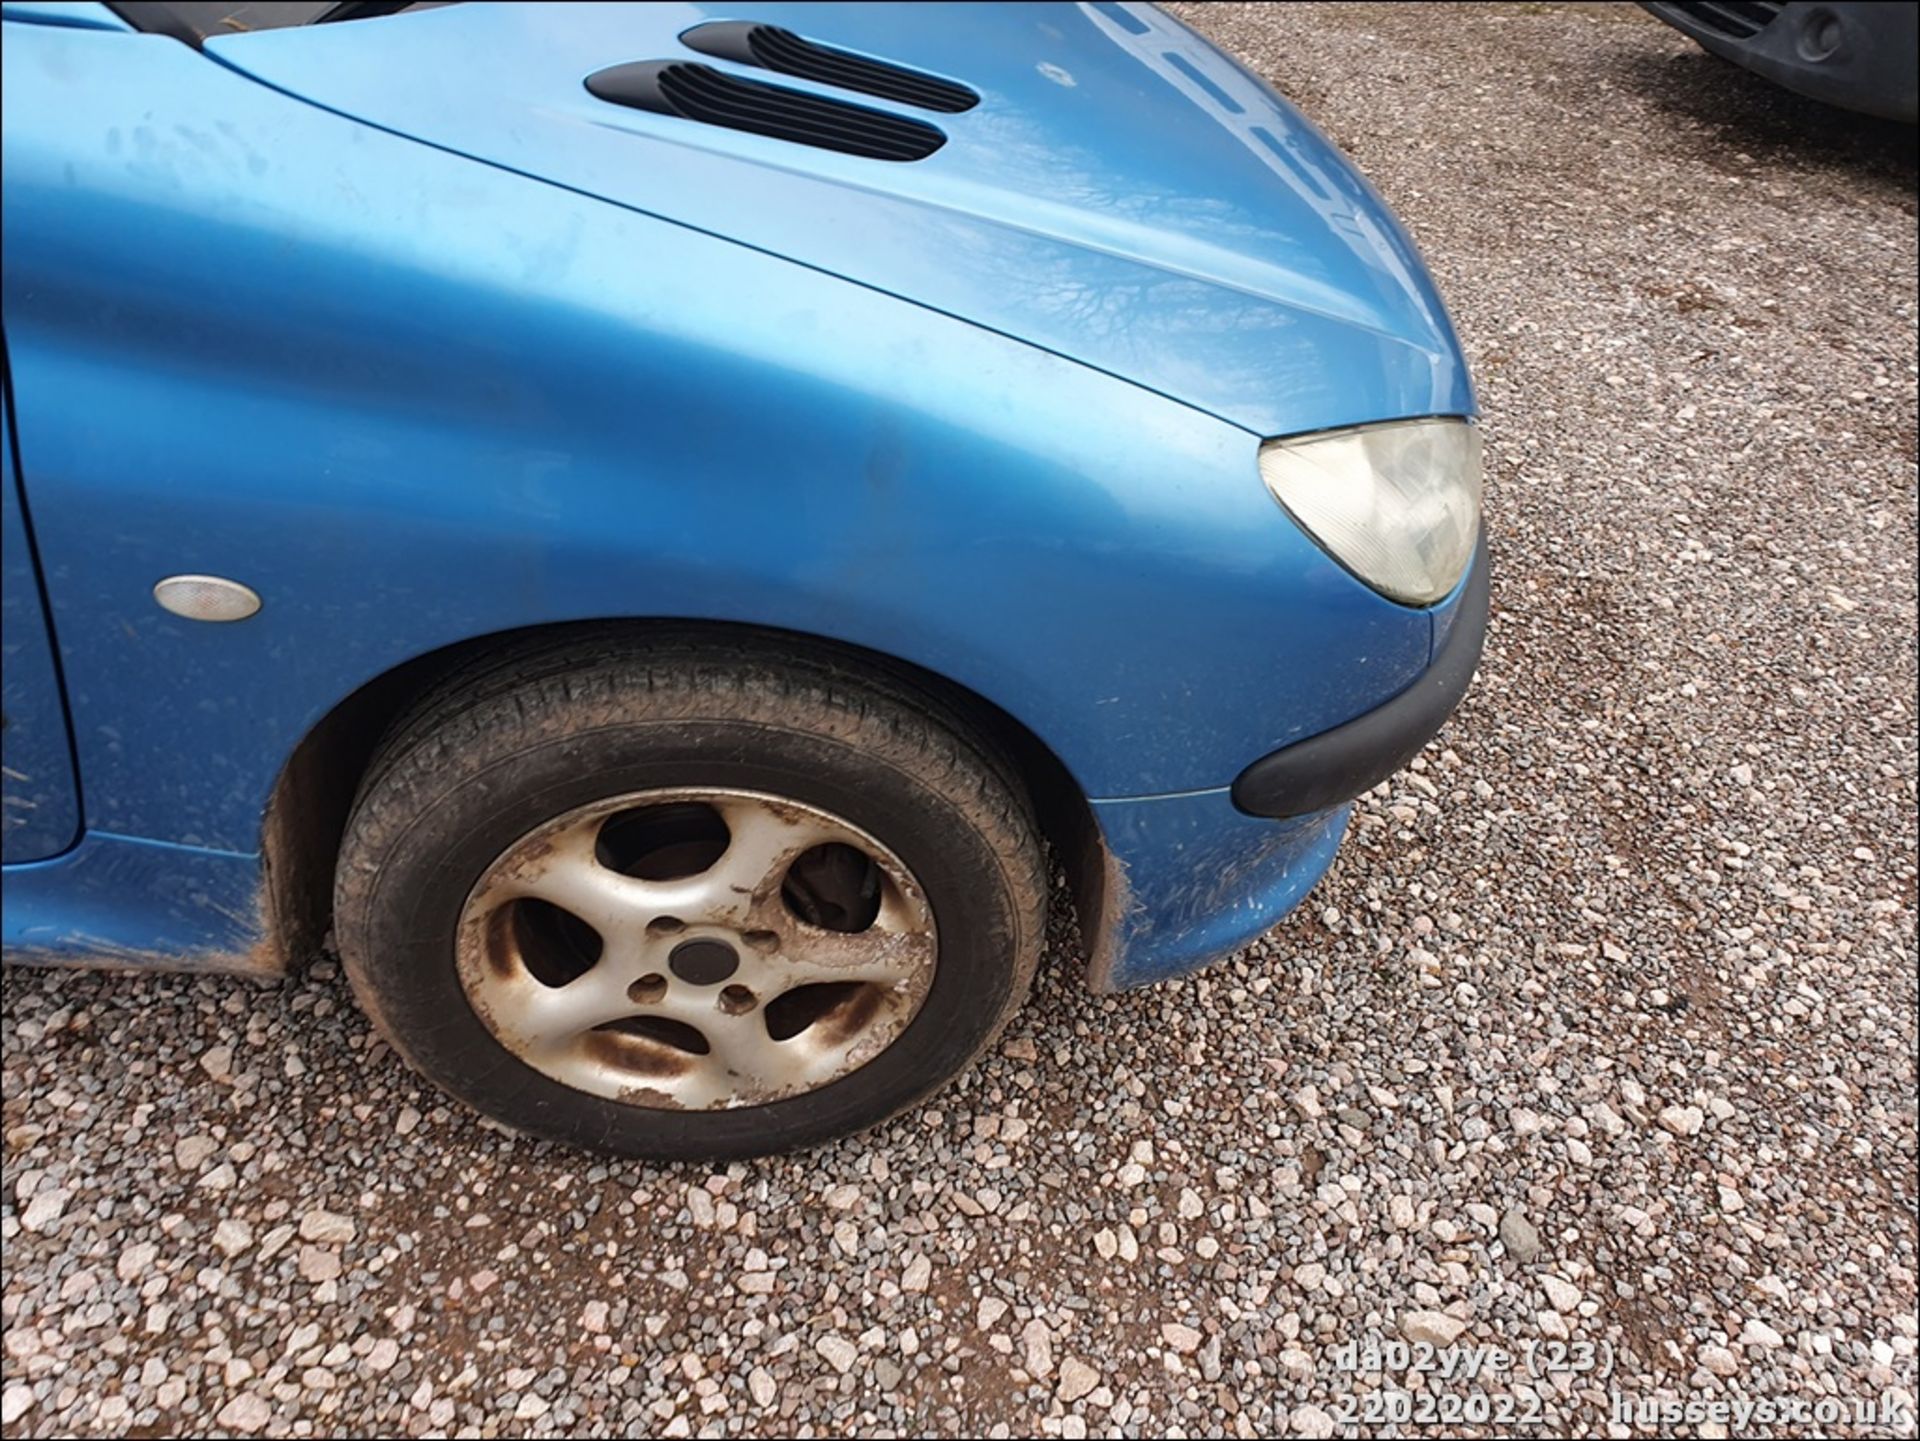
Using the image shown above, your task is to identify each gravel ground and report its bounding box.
[4,4,1916,1437]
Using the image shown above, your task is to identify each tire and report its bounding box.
[333,630,1047,1161]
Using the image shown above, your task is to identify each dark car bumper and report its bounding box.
[1640,2,1919,123]
[1232,531,1490,819]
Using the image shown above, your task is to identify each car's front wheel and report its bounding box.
[333,632,1047,1160]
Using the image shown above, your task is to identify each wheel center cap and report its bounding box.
[668,938,739,986]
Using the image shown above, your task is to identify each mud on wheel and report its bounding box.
[333,631,1048,1161]
[459,787,937,1110]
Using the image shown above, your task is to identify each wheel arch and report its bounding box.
[262,618,1107,978]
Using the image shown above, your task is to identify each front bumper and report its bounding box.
[1086,533,1488,991]
[1084,793,1353,991]
[1234,530,1489,818]
[1640,2,1918,123]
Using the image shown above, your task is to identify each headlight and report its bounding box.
[1259,417,1482,606]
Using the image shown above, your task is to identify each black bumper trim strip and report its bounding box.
[1231,531,1489,819]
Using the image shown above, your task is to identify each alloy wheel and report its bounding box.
[454,788,938,1110]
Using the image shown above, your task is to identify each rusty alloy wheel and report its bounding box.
[334,631,1047,1158]
[454,787,938,1110]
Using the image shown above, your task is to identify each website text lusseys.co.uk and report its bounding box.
[1316,1337,1913,1431]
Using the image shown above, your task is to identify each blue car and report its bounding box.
[1,0,1485,1158]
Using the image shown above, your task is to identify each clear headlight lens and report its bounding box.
[1258,417,1482,606]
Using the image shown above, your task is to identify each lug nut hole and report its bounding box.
[718,984,757,1015]
[628,973,668,1004]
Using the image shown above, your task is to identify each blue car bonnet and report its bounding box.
[206,0,1473,438]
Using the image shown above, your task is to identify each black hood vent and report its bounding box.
[586,61,948,161]
[680,21,979,113]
